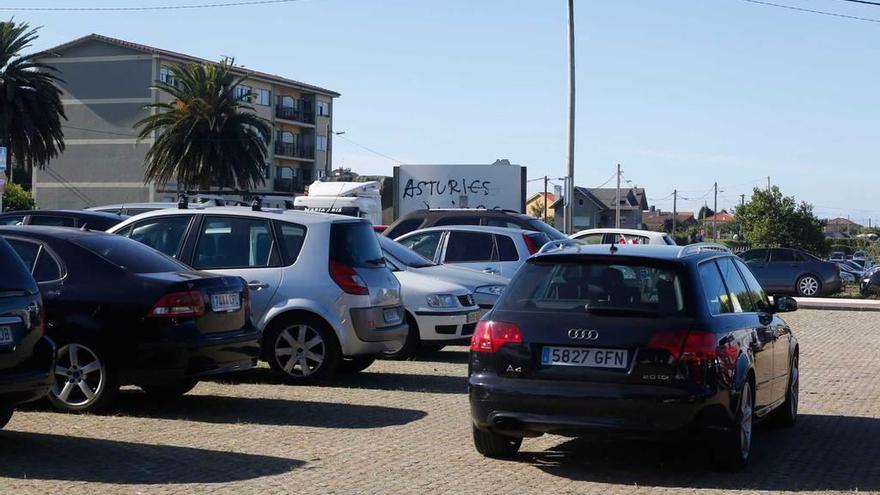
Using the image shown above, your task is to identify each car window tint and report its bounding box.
[385,218,423,239]
[663,234,676,246]
[496,235,519,261]
[574,233,603,245]
[6,238,39,271]
[497,261,686,315]
[277,222,307,264]
[445,231,496,262]
[734,259,771,313]
[716,257,756,312]
[73,235,188,274]
[330,221,384,268]
[398,231,443,260]
[698,261,733,315]
[28,215,75,227]
[0,215,24,226]
[741,249,768,263]
[194,216,274,269]
[435,216,481,227]
[126,216,191,258]
[0,238,38,294]
[33,249,62,282]
[769,249,796,263]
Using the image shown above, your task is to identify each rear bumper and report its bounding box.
[350,305,409,343]
[0,336,55,406]
[123,325,261,385]
[469,374,732,437]
[412,309,480,343]
[823,277,843,295]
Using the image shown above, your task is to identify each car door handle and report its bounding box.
[482,268,498,274]
[248,280,270,290]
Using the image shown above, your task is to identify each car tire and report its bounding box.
[140,378,199,400]
[266,315,340,384]
[337,355,376,374]
[49,340,119,413]
[796,275,821,297]
[774,352,799,427]
[380,313,420,361]
[472,425,522,459]
[0,406,13,429]
[716,381,754,470]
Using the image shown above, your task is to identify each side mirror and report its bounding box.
[772,296,798,313]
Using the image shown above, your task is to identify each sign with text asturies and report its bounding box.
[393,162,526,219]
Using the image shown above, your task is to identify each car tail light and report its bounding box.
[148,290,206,318]
[470,320,522,353]
[648,330,735,384]
[522,234,541,255]
[329,259,369,295]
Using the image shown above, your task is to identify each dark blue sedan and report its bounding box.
[740,248,841,297]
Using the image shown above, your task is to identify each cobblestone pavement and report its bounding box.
[1,309,879,494]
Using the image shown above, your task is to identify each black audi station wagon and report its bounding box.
[469,242,799,469]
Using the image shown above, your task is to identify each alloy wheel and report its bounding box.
[740,385,753,460]
[798,276,819,296]
[274,324,326,377]
[52,343,105,408]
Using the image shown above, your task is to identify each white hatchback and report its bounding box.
[108,206,408,382]
[570,228,676,246]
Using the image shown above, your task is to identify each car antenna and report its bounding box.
[327,182,347,215]
[609,243,618,254]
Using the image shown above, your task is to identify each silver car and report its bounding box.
[108,207,407,382]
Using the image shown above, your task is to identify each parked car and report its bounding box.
[740,248,841,297]
[0,238,55,428]
[396,226,550,278]
[839,270,856,285]
[0,210,127,231]
[861,270,880,296]
[570,227,676,246]
[89,196,247,217]
[0,227,261,412]
[469,243,799,469]
[828,251,846,263]
[108,207,408,382]
[378,235,507,358]
[383,208,566,241]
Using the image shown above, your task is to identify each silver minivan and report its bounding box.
[108,207,407,383]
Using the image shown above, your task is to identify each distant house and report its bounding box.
[551,187,649,231]
[824,217,861,234]
[643,209,696,232]
[525,192,556,223]
[703,212,735,224]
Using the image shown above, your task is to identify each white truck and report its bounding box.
[293,181,383,225]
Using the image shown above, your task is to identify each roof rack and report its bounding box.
[678,243,731,257]
[537,239,582,255]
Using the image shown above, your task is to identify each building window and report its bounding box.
[316,135,328,152]
[316,100,330,117]
[235,85,252,102]
[256,88,271,106]
[159,66,176,86]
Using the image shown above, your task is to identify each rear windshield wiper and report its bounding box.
[584,305,660,317]
[364,257,386,266]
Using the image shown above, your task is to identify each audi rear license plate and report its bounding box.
[211,293,241,313]
[541,346,628,369]
[0,326,12,345]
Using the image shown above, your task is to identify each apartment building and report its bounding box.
[33,34,339,209]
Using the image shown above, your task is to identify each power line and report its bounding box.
[335,134,404,164]
[834,0,880,7]
[736,0,880,23]
[0,0,301,11]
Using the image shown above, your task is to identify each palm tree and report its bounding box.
[0,19,66,182]
[135,59,271,191]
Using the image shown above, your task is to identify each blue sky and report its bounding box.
[13,0,880,223]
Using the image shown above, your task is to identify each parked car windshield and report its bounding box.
[524,218,567,241]
[497,259,687,315]
[330,221,385,267]
[377,235,434,268]
[73,234,189,274]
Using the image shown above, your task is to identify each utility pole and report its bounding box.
[740,194,746,207]
[563,0,576,235]
[543,175,549,224]
[615,163,621,229]
[713,182,718,240]
[672,189,678,235]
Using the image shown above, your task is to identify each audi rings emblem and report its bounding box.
[568,329,599,340]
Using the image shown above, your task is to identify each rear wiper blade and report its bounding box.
[364,258,386,266]
[584,305,660,317]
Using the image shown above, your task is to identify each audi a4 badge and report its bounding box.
[567,329,599,340]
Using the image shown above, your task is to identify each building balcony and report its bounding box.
[275,104,315,124]
[273,177,306,194]
[274,141,315,160]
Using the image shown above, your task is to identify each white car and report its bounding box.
[570,228,676,246]
[377,236,508,358]
[107,206,408,383]
[395,226,550,278]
